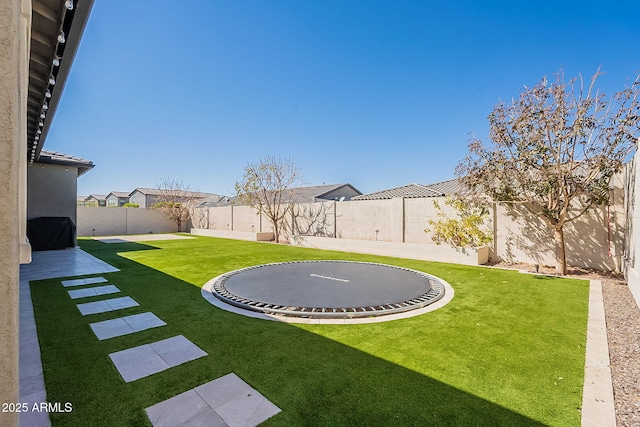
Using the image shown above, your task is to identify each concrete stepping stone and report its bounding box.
[145,373,280,427]
[68,285,120,299]
[109,335,207,383]
[90,312,166,340]
[62,277,108,287]
[77,296,139,316]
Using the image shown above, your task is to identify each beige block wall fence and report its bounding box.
[190,183,625,272]
[77,207,179,236]
[76,181,626,272]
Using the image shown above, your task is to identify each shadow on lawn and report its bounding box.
[31,240,552,427]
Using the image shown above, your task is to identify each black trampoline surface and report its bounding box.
[209,260,446,319]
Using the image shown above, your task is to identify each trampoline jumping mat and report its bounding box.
[208,260,446,319]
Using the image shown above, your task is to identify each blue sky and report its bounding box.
[47,0,640,197]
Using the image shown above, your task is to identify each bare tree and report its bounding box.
[457,69,640,275]
[235,156,304,243]
[153,178,200,232]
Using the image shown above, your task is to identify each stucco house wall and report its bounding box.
[27,162,79,228]
[0,0,28,420]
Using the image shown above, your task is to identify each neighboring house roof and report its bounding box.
[200,183,362,207]
[289,183,362,203]
[353,183,443,200]
[353,179,466,201]
[424,178,466,196]
[85,194,106,201]
[37,149,95,176]
[106,192,130,199]
[129,187,221,199]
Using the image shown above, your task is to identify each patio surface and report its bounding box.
[93,233,195,243]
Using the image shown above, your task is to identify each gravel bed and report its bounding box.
[601,279,640,427]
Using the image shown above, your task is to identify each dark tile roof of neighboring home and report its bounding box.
[289,183,362,203]
[352,183,444,200]
[85,194,106,201]
[200,183,362,207]
[129,187,222,199]
[106,192,130,198]
[36,149,95,176]
[353,179,468,201]
[423,178,466,196]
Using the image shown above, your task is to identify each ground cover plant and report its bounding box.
[30,235,589,426]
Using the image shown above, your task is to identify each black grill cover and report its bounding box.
[27,217,76,251]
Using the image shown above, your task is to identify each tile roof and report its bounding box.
[352,183,443,200]
[423,178,466,196]
[353,179,467,200]
[130,188,221,199]
[200,183,361,207]
[289,183,361,203]
[107,192,130,198]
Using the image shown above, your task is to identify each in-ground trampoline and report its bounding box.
[202,260,452,323]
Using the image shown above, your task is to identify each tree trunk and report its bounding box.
[553,226,567,275]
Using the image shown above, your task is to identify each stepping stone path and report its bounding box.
[62,276,108,287]
[90,312,166,340]
[145,373,281,427]
[76,296,139,315]
[61,275,281,425]
[68,284,120,299]
[109,335,207,383]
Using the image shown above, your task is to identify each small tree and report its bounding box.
[153,178,199,232]
[426,197,493,248]
[235,156,304,243]
[457,69,640,274]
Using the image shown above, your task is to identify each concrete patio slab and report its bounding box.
[126,312,167,331]
[110,344,170,383]
[109,335,207,383]
[77,296,139,316]
[62,276,108,287]
[150,335,208,367]
[94,234,195,243]
[90,318,133,340]
[20,248,119,282]
[145,390,227,427]
[68,285,120,299]
[90,312,166,340]
[146,373,280,427]
[107,296,140,310]
[216,392,281,427]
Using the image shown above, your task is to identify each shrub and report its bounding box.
[426,197,493,248]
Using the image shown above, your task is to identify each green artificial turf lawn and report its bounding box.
[30,235,589,426]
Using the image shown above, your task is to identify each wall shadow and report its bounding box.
[289,202,335,239]
[499,202,618,271]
